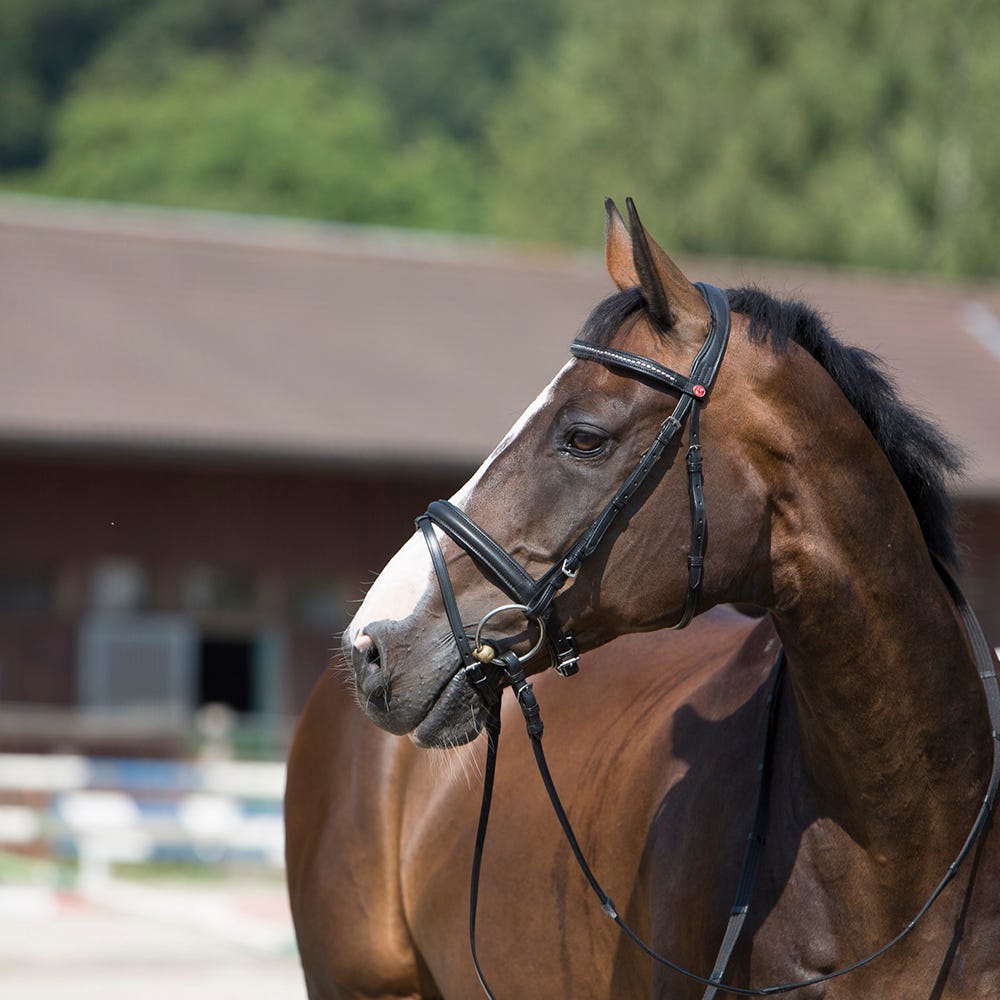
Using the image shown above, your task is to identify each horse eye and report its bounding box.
[566,428,606,455]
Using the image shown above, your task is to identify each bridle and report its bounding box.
[413,283,1000,997]
[416,280,731,693]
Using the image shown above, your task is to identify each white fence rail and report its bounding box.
[0,753,286,879]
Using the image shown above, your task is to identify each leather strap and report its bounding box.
[563,280,730,628]
[701,652,786,999]
[569,342,701,396]
[677,398,707,629]
[470,704,503,1000]
[423,501,536,605]
[420,517,476,665]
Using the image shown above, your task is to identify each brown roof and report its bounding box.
[2,195,999,494]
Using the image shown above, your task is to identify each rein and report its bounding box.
[414,283,1000,996]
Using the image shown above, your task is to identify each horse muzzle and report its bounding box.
[344,621,500,746]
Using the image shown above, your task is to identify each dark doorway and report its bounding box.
[198,636,254,712]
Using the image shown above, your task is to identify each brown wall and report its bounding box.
[0,451,467,713]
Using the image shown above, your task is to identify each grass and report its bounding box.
[0,849,74,887]
[0,848,284,889]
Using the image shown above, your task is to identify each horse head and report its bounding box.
[345,200,786,748]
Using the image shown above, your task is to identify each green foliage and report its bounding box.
[487,0,1000,275]
[32,57,486,230]
[2,0,1000,274]
[0,0,149,168]
[254,0,564,143]
[0,72,47,168]
[79,0,283,89]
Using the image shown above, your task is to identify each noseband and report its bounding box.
[416,280,732,693]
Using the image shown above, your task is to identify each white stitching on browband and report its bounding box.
[572,343,690,391]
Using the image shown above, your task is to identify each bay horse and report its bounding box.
[285,200,999,998]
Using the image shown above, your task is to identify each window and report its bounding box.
[180,566,256,615]
[78,614,197,710]
[199,636,255,713]
[0,567,54,614]
[89,560,148,613]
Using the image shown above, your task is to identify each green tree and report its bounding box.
[5,0,1000,276]
[31,57,486,231]
[0,0,148,168]
[78,0,281,89]
[487,0,1000,275]
[255,0,563,144]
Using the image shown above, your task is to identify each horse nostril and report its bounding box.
[353,632,382,666]
[354,632,390,710]
[362,672,391,713]
[368,684,390,713]
[354,632,382,663]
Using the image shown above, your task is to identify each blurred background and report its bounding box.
[1,0,999,996]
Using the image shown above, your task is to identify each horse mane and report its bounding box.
[577,285,962,565]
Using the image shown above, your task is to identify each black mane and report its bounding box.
[578,285,962,564]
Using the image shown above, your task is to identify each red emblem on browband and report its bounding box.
[693,384,707,398]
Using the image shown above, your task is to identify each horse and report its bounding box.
[285,199,999,998]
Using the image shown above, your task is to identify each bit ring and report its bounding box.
[473,603,547,665]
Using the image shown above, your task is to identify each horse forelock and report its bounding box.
[576,286,646,347]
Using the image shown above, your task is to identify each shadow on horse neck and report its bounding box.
[718,287,988,864]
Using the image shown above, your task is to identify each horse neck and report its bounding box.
[765,420,992,871]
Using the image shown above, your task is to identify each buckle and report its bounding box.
[553,633,581,677]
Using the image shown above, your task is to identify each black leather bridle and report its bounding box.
[412,283,1000,997]
[416,281,731,694]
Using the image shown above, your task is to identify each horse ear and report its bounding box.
[604,198,638,291]
[625,197,709,337]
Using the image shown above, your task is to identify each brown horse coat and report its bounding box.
[286,201,999,998]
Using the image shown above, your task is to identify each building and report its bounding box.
[2,196,998,752]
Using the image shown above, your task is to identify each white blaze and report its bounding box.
[347,362,574,648]
[449,361,574,509]
[348,529,436,645]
